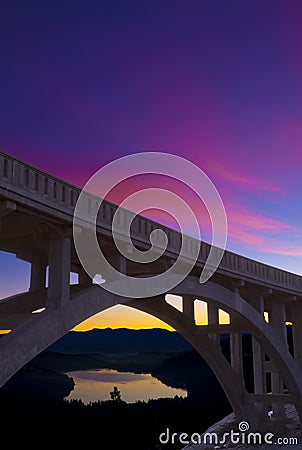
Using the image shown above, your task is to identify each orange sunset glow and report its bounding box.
[73,296,230,332]
[73,305,175,332]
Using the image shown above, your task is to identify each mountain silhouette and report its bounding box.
[47,328,192,355]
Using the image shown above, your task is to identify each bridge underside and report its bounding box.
[0,270,302,432]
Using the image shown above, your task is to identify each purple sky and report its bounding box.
[1,0,302,303]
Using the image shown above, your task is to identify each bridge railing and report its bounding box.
[1,151,302,292]
[0,152,80,209]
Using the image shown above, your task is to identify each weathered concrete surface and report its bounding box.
[184,405,301,449]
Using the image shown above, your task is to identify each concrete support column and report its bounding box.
[183,295,195,323]
[253,339,265,394]
[47,235,71,307]
[251,296,265,395]
[119,255,126,275]
[230,333,244,380]
[292,309,302,369]
[208,304,219,346]
[30,258,46,291]
[78,269,93,288]
[271,371,285,418]
[271,301,287,344]
[270,300,287,416]
[102,250,127,282]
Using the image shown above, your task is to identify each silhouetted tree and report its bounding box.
[110,386,122,402]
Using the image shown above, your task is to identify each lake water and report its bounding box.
[66,368,187,404]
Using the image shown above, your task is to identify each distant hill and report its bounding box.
[47,328,192,355]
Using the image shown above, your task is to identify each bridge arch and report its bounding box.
[0,276,301,431]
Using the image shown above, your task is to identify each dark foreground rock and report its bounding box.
[184,405,302,449]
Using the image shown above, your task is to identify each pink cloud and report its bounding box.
[227,205,302,257]
[228,208,294,233]
[209,161,284,194]
[231,229,302,257]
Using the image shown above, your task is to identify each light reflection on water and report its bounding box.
[66,368,187,404]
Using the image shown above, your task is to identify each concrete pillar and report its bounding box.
[270,300,287,416]
[102,251,127,282]
[47,235,71,307]
[251,296,265,395]
[230,333,244,380]
[119,255,126,275]
[30,258,46,291]
[292,308,302,369]
[253,339,265,394]
[183,295,194,322]
[271,301,287,344]
[271,372,285,417]
[78,269,93,288]
[208,304,219,346]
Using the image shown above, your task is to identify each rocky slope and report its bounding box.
[184,405,301,449]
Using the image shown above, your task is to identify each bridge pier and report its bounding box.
[78,269,93,288]
[102,250,127,282]
[270,300,287,343]
[30,257,46,291]
[270,300,287,418]
[207,304,219,347]
[47,235,71,307]
[291,305,302,370]
[251,297,266,401]
[183,295,194,322]
[230,332,244,380]
[252,338,266,417]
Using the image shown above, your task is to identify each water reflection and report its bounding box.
[66,368,187,404]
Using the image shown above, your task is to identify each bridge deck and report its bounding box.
[0,150,301,297]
